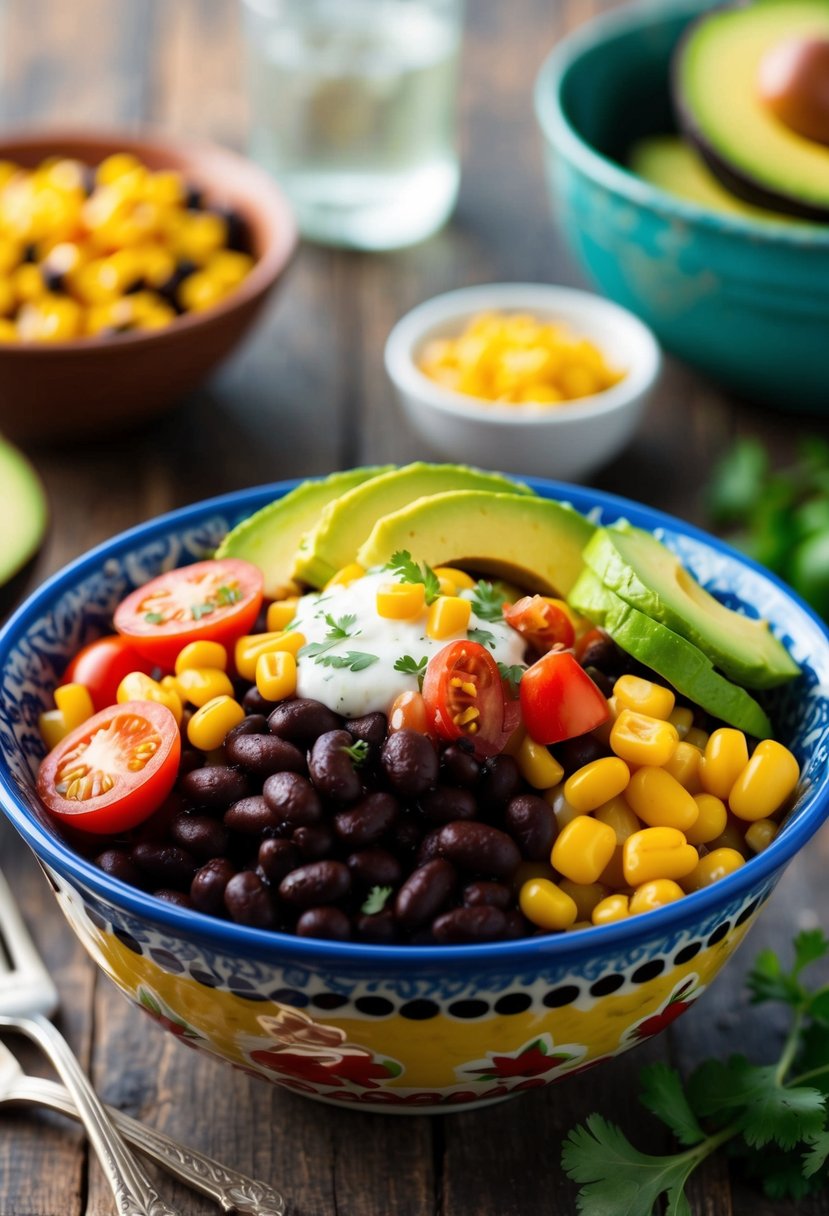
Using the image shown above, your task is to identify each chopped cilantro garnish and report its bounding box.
[361,885,393,915]
[469,580,506,622]
[299,613,359,661]
[387,550,441,604]
[468,626,497,650]
[317,651,379,672]
[342,738,371,765]
[497,662,525,697]
[394,654,429,689]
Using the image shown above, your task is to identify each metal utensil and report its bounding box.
[0,1038,286,1215]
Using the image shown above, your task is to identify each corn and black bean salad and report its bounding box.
[0,152,255,342]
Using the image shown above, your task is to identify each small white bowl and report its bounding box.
[384,283,661,481]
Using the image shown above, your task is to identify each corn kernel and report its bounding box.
[174,211,227,264]
[266,598,299,633]
[663,741,702,792]
[234,631,306,680]
[552,816,617,885]
[613,674,675,720]
[745,818,779,854]
[256,650,297,702]
[623,827,698,886]
[625,766,699,832]
[564,920,593,933]
[174,640,228,675]
[629,879,685,915]
[178,270,226,313]
[668,706,694,739]
[558,880,609,921]
[324,563,365,590]
[513,860,556,889]
[53,683,95,731]
[187,695,245,751]
[517,736,564,790]
[426,595,471,640]
[206,249,254,288]
[685,793,728,845]
[684,726,710,751]
[433,566,475,594]
[594,795,641,842]
[592,893,630,926]
[0,317,17,341]
[519,878,578,931]
[543,785,584,831]
[681,847,745,893]
[729,739,800,822]
[699,728,749,800]
[116,671,183,724]
[175,666,235,708]
[96,153,143,185]
[39,708,70,751]
[17,295,83,341]
[709,815,749,854]
[564,756,630,813]
[376,582,426,620]
[610,708,678,767]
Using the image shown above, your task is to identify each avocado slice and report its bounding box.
[629,135,802,225]
[216,466,393,598]
[673,0,829,221]
[292,463,533,589]
[582,522,800,689]
[0,438,47,600]
[568,570,773,740]
[357,490,595,597]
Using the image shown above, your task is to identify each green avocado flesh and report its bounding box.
[357,490,595,598]
[0,439,47,588]
[568,570,773,739]
[582,523,800,689]
[675,0,829,218]
[292,463,532,588]
[215,466,393,598]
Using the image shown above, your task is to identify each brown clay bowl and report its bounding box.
[0,129,298,443]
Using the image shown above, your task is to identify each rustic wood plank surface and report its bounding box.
[0,0,827,1213]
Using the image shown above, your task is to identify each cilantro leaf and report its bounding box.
[469,580,506,622]
[688,1057,825,1150]
[386,550,441,604]
[342,738,370,765]
[803,1130,829,1178]
[394,654,429,690]
[468,626,497,650]
[361,885,393,915]
[299,613,359,661]
[190,602,215,621]
[317,651,379,673]
[144,611,165,624]
[497,662,525,697]
[793,929,829,975]
[639,1063,706,1147]
[747,947,804,1007]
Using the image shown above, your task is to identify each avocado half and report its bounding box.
[0,439,48,616]
[673,0,829,222]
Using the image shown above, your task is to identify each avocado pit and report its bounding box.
[758,37,829,147]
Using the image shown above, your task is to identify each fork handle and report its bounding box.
[0,1013,181,1216]
[8,1074,286,1216]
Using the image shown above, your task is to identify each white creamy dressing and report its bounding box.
[291,570,527,716]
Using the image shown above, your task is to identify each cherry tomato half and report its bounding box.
[37,700,181,834]
[62,634,154,712]
[520,649,609,745]
[114,558,263,668]
[422,640,509,757]
[503,595,575,652]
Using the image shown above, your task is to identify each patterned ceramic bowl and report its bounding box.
[1,480,828,1113]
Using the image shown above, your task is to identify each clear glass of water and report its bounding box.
[240,0,464,250]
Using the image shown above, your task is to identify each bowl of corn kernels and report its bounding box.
[385,283,661,481]
[0,130,297,443]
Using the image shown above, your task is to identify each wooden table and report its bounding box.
[1,0,827,1212]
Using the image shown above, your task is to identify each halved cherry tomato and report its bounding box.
[503,595,575,652]
[62,634,154,712]
[389,690,431,734]
[37,700,181,834]
[520,649,609,745]
[422,640,509,757]
[114,558,263,668]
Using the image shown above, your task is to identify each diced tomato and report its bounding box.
[114,558,263,667]
[503,595,575,652]
[62,634,154,711]
[37,700,181,834]
[422,640,510,757]
[520,650,609,745]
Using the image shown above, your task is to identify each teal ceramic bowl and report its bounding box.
[534,0,829,413]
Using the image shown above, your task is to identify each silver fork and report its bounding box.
[0,867,284,1215]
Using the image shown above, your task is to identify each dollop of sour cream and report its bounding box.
[291,571,527,717]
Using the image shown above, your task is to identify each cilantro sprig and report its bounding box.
[317,651,378,673]
[394,654,429,689]
[361,885,393,915]
[563,930,829,1211]
[298,613,358,662]
[341,738,370,765]
[497,662,525,697]
[469,579,507,622]
[386,550,441,605]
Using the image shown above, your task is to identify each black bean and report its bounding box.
[224,871,276,927]
[190,858,237,916]
[584,666,614,698]
[170,813,230,861]
[504,794,558,860]
[94,849,142,886]
[394,859,456,930]
[224,795,280,836]
[154,889,193,908]
[502,909,532,939]
[268,698,343,745]
[309,730,363,801]
[225,714,269,744]
[554,734,608,775]
[346,849,402,888]
[346,712,387,749]
[356,908,397,944]
[462,880,512,910]
[225,732,307,777]
[381,730,438,797]
[437,822,521,879]
[262,771,322,826]
[441,742,481,788]
[257,838,300,885]
[130,843,199,888]
[296,907,352,941]
[416,827,444,866]
[292,823,336,860]
[419,785,477,825]
[212,204,247,251]
[133,795,182,843]
[477,754,522,813]
[578,631,623,673]
[178,748,203,776]
[179,766,250,810]
[432,906,508,944]
[279,860,351,907]
[393,817,423,854]
[334,792,399,846]
[243,686,272,715]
